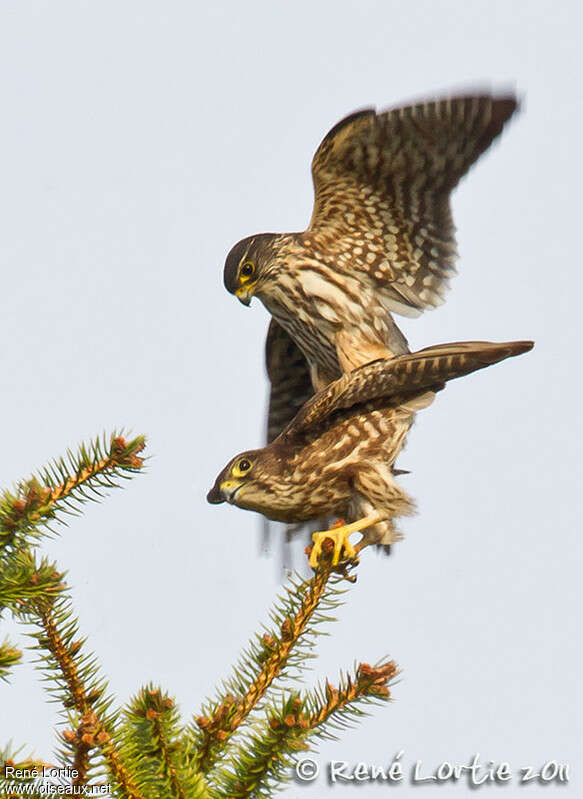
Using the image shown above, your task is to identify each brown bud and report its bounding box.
[321,537,335,555]
[357,660,397,690]
[25,481,43,505]
[281,618,293,641]
[358,663,373,678]
[111,437,127,455]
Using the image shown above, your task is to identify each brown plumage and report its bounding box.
[265,319,314,444]
[208,340,532,558]
[224,93,519,442]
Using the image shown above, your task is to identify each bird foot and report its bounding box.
[308,512,386,569]
[309,527,358,568]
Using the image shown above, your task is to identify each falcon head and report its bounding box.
[223,233,288,306]
[207,447,289,519]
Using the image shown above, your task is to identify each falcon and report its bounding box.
[207,340,532,567]
[224,92,519,442]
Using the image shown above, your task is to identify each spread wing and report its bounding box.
[309,93,518,316]
[285,340,533,435]
[265,319,314,443]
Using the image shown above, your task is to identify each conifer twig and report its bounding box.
[0,550,65,611]
[121,686,212,799]
[33,602,145,799]
[195,548,344,773]
[145,699,186,799]
[0,434,146,551]
[62,712,99,788]
[131,687,186,798]
[149,719,185,799]
[0,639,22,682]
[1,432,399,799]
[305,660,398,730]
[216,662,397,799]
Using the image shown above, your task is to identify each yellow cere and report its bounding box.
[220,479,242,493]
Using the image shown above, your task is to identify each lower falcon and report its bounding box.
[207,340,533,567]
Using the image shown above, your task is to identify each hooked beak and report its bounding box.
[235,286,254,306]
[206,479,244,505]
[206,484,224,504]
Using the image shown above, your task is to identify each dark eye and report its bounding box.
[238,458,251,472]
[240,261,255,278]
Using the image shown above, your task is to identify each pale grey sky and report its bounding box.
[0,1,580,795]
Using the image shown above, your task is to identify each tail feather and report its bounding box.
[389,340,534,390]
[288,339,533,435]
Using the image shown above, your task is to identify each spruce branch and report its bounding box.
[63,715,92,788]
[0,549,63,683]
[216,662,397,799]
[304,660,398,736]
[118,686,211,799]
[1,433,400,799]
[32,600,104,716]
[0,549,65,613]
[0,639,22,682]
[0,433,146,552]
[214,694,311,799]
[26,598,145,799]
[193,547,353,773]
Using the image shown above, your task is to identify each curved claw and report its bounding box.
[308,512,386,569]
[309,529,357,568]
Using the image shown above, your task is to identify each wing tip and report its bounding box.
[506,339,534,357]
[314,107,376,164]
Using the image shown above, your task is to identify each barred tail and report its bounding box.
[287,340,533,435]
[388,340,534,390]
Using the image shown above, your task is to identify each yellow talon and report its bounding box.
[308,512,386,569]
[309,529,357,568]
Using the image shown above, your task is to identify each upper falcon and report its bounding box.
[223,92,518,441]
